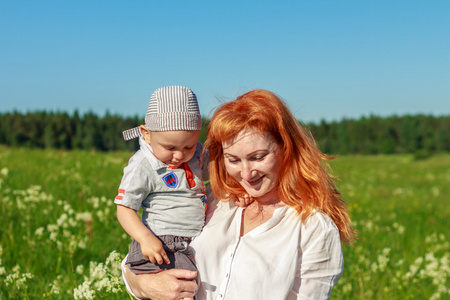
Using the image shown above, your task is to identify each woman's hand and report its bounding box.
[124,265,198,300]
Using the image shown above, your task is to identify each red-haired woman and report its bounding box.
[123,89,355,300]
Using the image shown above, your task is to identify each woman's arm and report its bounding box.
[294,215,344,299]
[122,257,198,300]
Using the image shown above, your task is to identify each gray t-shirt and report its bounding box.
[115,137,209,237]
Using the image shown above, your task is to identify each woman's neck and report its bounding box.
[254,189,281,206]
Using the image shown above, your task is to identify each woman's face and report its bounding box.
[222,129,281,202]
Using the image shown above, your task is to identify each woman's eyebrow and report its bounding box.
[223,152,237,157]
[224,150,267,157]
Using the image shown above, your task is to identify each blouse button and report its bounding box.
[219,294,223,298]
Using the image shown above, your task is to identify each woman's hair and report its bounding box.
[205,89,355,244]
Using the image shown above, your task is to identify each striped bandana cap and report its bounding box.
[123,86,202,140]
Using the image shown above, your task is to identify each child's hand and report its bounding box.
[140,237,171,265]
[234,194,254,207]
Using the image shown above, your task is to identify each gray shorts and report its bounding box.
[126,235,197,276]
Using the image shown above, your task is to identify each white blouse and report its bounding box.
[192,201,343,300]
[122,200,344,300]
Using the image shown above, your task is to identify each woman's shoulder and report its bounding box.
[300,210,339,236]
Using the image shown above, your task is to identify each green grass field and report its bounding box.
[0,147,449,299]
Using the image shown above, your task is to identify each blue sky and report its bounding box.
[1,0,449,123]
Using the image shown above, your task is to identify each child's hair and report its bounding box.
[205,89,355,244]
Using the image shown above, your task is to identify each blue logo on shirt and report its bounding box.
[163,173,178,188]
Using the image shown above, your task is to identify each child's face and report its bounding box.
[141,126,200,168]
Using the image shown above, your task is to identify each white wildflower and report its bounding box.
[431,186,440,197]
[76,265,84,275]
[47,224,58,232]
[76,212,93,222]
[35,227,44,236]
[49,282,60,294]
[104,207,111,216]
[392,187,403,196]
[68,217,77,227]
[372,248,391,273]
[371,262,378,273]
[342,282,352,294]
[94,277,111,291]
[96,210,105,221]
[63,203,72,213]
[73,281,95,300]
[425,252,436,262]
[106,251,121,266]
[405,257,423,278]
[107,276,123,292]
[63,230,72,238]
[393,222,405,234]
[78,238,87,249]
[395,259,404,266]
[365,220,374,232]
[4,271,34,290]
[56,214,68,228]
[89,262,107,280]
[89,196,100,209]
[49,231,58,242]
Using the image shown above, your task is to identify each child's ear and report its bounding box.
[140,125,151,143]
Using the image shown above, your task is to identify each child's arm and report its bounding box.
[117,205,170,265]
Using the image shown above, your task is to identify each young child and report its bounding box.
[115,85,210,276]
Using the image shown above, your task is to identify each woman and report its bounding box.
[123,89,355,299]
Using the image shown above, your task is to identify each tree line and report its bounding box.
[0,111,449,155]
